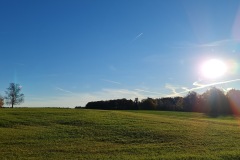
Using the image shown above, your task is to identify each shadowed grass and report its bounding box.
[0,108,240,159]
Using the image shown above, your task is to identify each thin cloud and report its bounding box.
[102,88,145,99]
[56,87,74,94]
[181,87,191,92]
[135,89,163,95]
[196,39,234,47]
[26,96,46,101]
[21,79,240,108]
[174,39,237,48]
[101,79,121,85]
[165,84,178,94]
[192,81,205,87]
[22,88,146,108]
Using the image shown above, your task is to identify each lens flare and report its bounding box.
[227,60,239,75]
[201,59,227,79]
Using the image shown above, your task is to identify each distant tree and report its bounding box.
[0,95,4,108]
[83,87,239,116]
[226,89,240,115]
[75,106,84,109]
[134,98,139,109]
[183,91,199,112]
[139,98,157,110]
[5,83,24,108]
[85,99,135,110]
[160,97,175,111]
[202,87,230,116]
[174,97,184,111]
[155,98,163,110]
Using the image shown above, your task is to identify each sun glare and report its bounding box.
[201,59,227,79]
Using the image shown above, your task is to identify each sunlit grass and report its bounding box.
[0,108,240,159]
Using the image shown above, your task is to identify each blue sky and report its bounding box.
[1,0,240,107]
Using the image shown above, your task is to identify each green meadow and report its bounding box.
[1,108,240,159]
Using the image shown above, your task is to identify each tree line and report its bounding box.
[82,87,240,116]
[0,83,24,108]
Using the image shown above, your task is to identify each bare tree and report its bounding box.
[5,83,24,108]
[0,95,4,108]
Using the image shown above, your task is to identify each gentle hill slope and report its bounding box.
[0,108,240,159]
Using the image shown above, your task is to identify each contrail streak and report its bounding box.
[192,79,240,88]
[165,79,240,97]
[131,33,143,42]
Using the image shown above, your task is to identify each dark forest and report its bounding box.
[80,87,240,116]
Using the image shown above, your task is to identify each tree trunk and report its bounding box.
[11,103,13,108]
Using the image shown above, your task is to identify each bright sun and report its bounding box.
[201,59,227,79]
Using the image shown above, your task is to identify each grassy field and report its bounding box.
[1,108,240,159]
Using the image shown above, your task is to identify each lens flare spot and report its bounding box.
[227,60,239,75]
